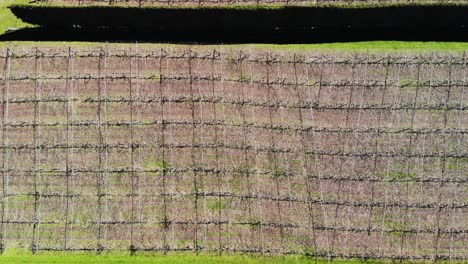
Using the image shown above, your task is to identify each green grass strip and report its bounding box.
[0,250,374,264]
[0,0,31,35]
[240,41,468,52]
[1,250,466,264]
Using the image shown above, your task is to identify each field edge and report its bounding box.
[0,250,381,264]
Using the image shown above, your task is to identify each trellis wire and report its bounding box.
[0,47,466,261]
[35,0,468,7]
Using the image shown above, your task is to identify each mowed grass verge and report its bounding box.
[0,41,468,53]
[0,251,377,264]
[1,251,466,264]
[0,0,31,35]
[1,249,466,264]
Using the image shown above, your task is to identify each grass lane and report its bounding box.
[0,0,31,35]
[1,41,468,52]
[0,251,376,264]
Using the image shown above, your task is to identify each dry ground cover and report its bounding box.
[0,47,466,261]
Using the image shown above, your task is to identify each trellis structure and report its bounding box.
[0,47,466,261]
[33,0,468,7]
